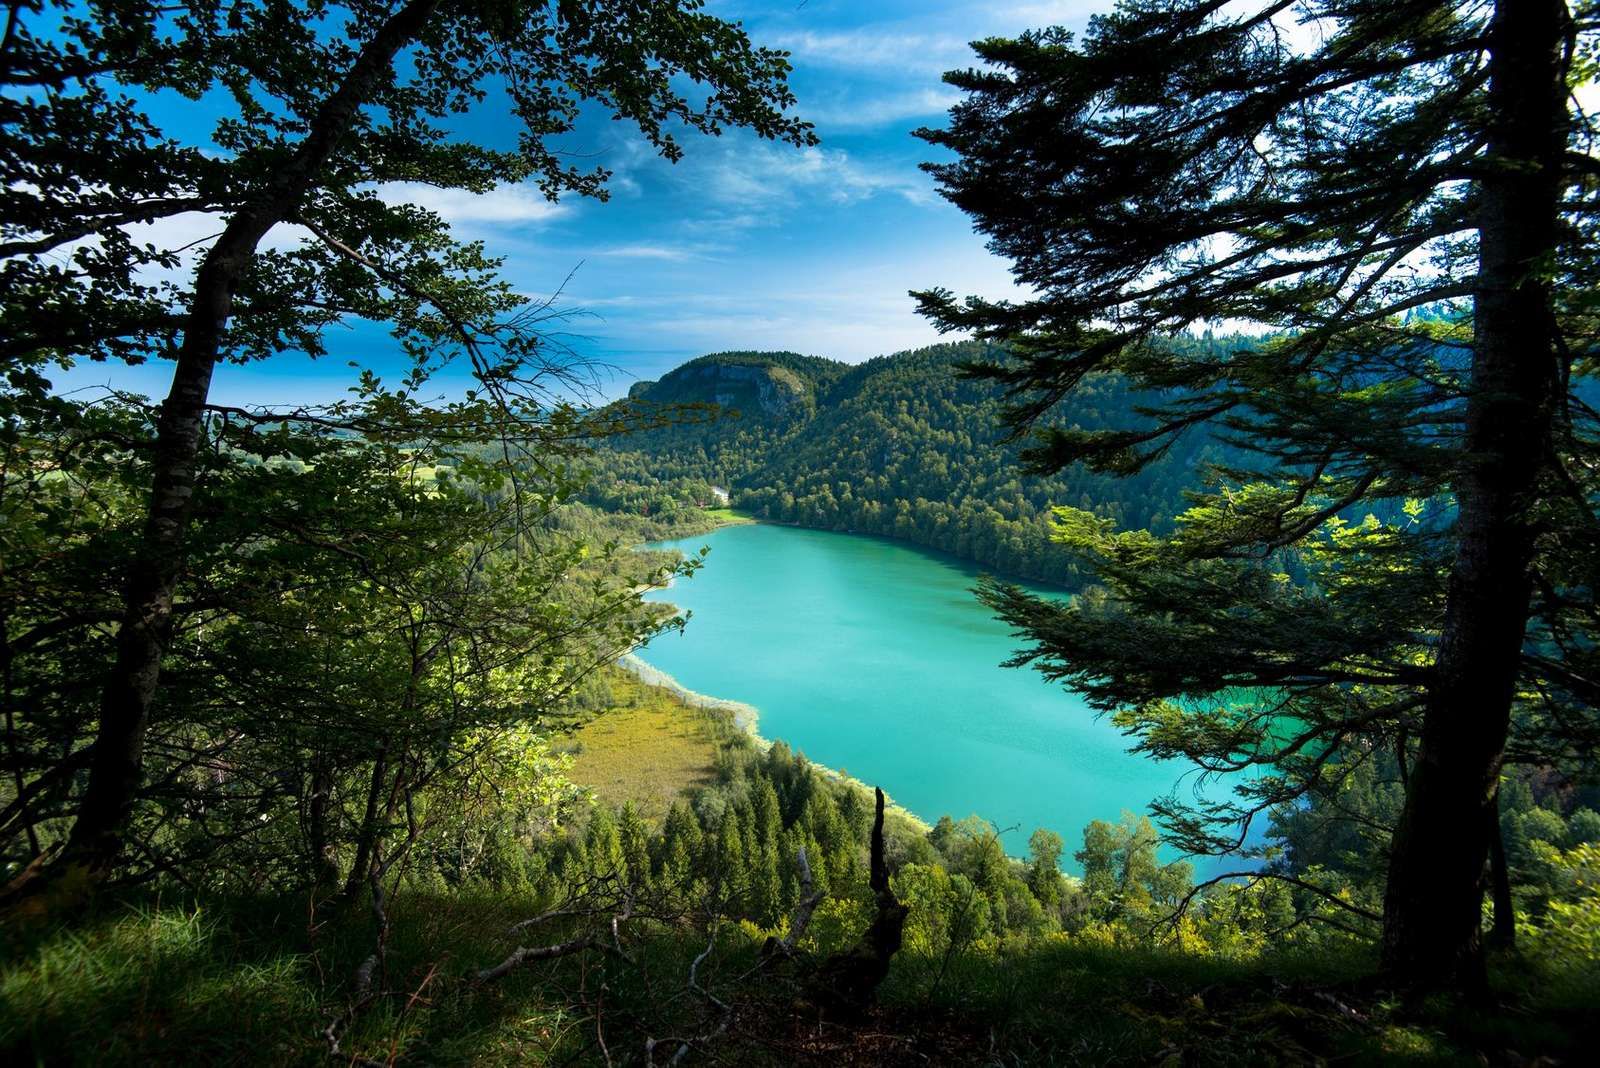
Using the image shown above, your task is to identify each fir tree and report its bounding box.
[1026,828,1066,912]
[617,803,653,891]
[585,806,626,882]
[750,779,786,923]
[657,801,703,891]
[713,809,748,905]
[917,0,1600,987]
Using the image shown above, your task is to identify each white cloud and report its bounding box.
[992,1,1109,27]
[115,210,222,254]
[594,243,699,261]
[562,294,650,308]
[36,182,567,286]
[573,246,1027,365]
[770,29,971,75]
[695,142,937,215]
[597,290,949,367]
[1576,80,1600,116]
[799,87,962,131]
[29,210,311,292]
[371,181,570,227]
[765,3,1103,75]
[592,135,659,198]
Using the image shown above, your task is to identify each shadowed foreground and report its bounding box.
[3,891,1595,1066]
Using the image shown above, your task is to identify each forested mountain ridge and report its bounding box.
[593,340,1239,584]
[626,351,849,418]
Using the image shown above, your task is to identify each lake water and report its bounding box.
[638,523,1214,869]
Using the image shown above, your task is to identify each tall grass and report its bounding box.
[2,899,317,1064]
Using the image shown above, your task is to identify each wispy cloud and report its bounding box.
[593,243,701,262]
[766,2,1104,75]
[372,182,571,227]
[590,289,949,368]
[691,141,938,216]
[770,28,971,75]
[561,294,652,309]
[798,87,962,131]
[559,246,1027,369]
[993,2,1109,28]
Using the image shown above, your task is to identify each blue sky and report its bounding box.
[54,1,1109,406]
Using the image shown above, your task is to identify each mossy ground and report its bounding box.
[562,669,730,821]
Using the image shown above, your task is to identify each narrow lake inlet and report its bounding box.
[639,522,1207,867]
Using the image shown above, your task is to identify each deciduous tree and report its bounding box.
[1,0,813,891]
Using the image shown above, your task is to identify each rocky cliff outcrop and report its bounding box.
[627,354,818,418]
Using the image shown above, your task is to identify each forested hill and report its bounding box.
[592,340,1237,584]
[626,351,850,416]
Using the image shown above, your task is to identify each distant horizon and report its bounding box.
[56,322,1281,414]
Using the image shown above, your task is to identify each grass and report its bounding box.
[562,669,731,820]
[0,898,320,1065]
[879,939,1414,1064]
[0,891,718,1066]
[701,506,755,526]
[0,673,755,1064]
[5,896,1595,1066]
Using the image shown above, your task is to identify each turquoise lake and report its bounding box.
[638,522,1216,869]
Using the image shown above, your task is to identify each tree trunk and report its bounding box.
[342,644,427,902]
[1379,0,1570,989]
[51,0,442,887]
[60,244,252,876]
[1487,792,1516,950]
[813,788,907,1016]
[0,620,41,859]
[341,743,390,902]
[308,759,340,894]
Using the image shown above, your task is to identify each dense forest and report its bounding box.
[4,0,1600,1064]
[590,341,1243,585]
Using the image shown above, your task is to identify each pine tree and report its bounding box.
[1026,828,1066,912]
[805,791,857,890]
[585,806,626,882]
[617,803,653,891]
[657,801,703,892]
[778,823,810,913]
[917,0,1599,988]
[559,832,590,883]
[750,779,786,923]
[713,810,748,906]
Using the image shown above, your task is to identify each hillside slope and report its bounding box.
[594,341,1237,584]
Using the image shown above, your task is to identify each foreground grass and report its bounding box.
[0,892,703,1066]
[880,936,1600,1065]
[4,894,1595,1066]
[562,669,730,820]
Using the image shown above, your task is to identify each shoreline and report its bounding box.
[653,509,1078,595]
[623,515,1071,845]
[616,651,932,834]
[618,652,764,739]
